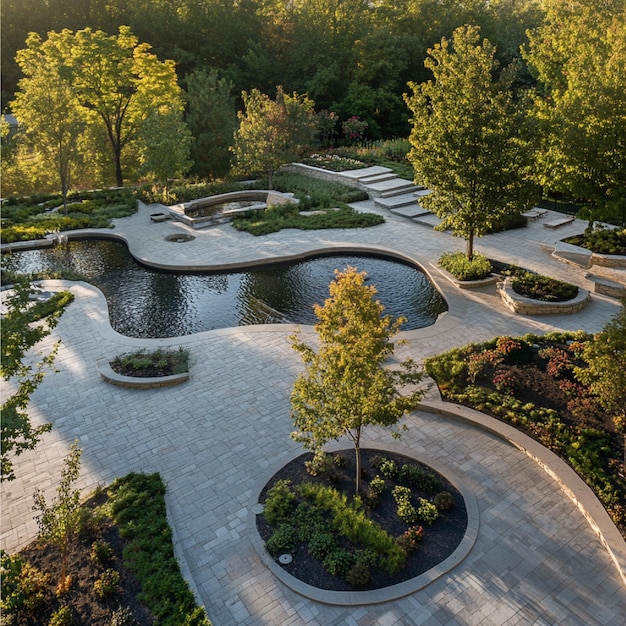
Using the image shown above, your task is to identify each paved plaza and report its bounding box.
[1,196,625,625]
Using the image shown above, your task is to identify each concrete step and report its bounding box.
[365,178,419,198]
[390,205,432,219]
[358,172,399,185]
[337,166,393,181]
[375,192,424,210]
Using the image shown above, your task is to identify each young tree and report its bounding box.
[405,25,538,260]
[289,266,424,494]
[576,299,626,424]
[232,86,316,189]
[137,110,192,198]
[11,37,87,212]
[524,0,626,229]
[1,279,64,481]
[32,440,83,593]
[185,68,238,180]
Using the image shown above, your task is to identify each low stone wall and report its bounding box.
[281,163,363,189]
[591,252,626,269]
[497,278,591,315]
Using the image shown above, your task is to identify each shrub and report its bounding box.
[266,524,298,556]
[512,272,578,302]
[94,568,121,598]
[392,486,420,524]
[308,532,337,560]
[398,464,443,494]
[492,369,518,395]
[379,458,398,480]
[566,225,626,255]
[263,480,296,526]
[439,251,492,281]
[323,549,355,577]
[417,498,439,525]
[396,525,424,552]
[90,539,114,567]
[49,606,76,626]
[368,475,386,496]
[345,561,371,587]
[109,607,140,626]
[434,491,456,511]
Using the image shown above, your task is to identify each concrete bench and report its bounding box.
[585,273,626,299]
[544,216,575,229]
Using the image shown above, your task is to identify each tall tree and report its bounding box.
[185,68,237,180]
[1,280,71,481]
[289,266,424,494]
[232,85,315,189]
[405,25,538,260]
[524,0,626,228]
[11,35,87,211]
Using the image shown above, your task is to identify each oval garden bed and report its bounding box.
[254,448,471,601]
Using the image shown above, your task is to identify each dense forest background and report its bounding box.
[1,0,543,139]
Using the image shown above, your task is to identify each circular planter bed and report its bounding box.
[252,447,476,604]
[497,277,590,315]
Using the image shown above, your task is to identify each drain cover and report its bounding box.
[278,554,292,565]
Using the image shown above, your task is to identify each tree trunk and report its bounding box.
[466,232,474,261]
[114,151,124,188]
[354,441,362,495]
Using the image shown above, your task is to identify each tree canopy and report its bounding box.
[289,266,424,494]
[405,25,538,260]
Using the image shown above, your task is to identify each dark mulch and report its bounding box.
[256,448,468,592]
[6,492,154,626]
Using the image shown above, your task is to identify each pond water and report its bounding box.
[2,240,447,338]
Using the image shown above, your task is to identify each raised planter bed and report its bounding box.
[497,277,590,315]
[98,362,189,389]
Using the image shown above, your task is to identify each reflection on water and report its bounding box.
[2,240,447,338]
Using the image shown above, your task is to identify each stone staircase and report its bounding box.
[336,166,434,220]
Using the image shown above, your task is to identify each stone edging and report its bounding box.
[497,277,590,315]
[248,443,479,606]
[418,399,626,587]
[98,362,189,389]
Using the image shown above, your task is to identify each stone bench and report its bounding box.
[585,273,626,299]
[544,216,575,229]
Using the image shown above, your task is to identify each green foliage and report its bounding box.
[32,441,83,584]
[290,267,424,493]
[434,491,456,511]
[322,549,355,577]
[231,204,383,236]
[308,532,337,560]
[378,458,398,480]
[398,464,443,495]
[93,568,121,598]
[108,472,211,626]
[345,561,371,587]
[439,251,492,281]
[232,86,316,189]
[566,227,626,255]
[266,524,299,556]
[392,486,420,525]
[110,348,190,376]
[263,480,297,527]
[109,607,140,626]
[368,475,386,496]
[405,25,537,260]
[417,498,439,525]
[1,189,137,243]
[511,272,578,302]
[576,299,626,419]
[90,539,114,567]
[48,605,76,626]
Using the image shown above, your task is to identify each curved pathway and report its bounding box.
[2,199,625,625]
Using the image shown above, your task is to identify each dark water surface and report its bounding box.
[2,240,447,338]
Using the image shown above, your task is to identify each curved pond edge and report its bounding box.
[98,361,189,389]
[497,277,590,315]
[419,397,626,587]
[248,442,479,606]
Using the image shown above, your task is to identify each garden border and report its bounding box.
[418,396,626,587]
[248,442,479,606]
[497,277,590,315]
[98,361,189,389]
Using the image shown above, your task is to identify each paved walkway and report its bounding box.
[2,196,625,625]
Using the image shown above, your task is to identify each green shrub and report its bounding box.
[90,539,114,567]
[322,549,355,577]
[345,561,371,587]
[378,458,398,480]
[398,464,443,494]
[110,348,190,376]
[263,480,297,526]
[392,486,420,525]
[511,272,578,302]
[266,524,299,556]
[109,607,139,626]
[108,473,211,626]
[49,606,76,626]
[434,491,456,511]
[439,251,492,281]
[368,475,386,496]
[308,532,337,560]
[566,226,626,255]
[417,498,439,525]
[94,568,121,598]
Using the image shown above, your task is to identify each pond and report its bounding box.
[2,240,447,338]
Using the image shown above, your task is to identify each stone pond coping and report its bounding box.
[419,398,626,588]
[98,361,189,389]
[497,277,591,315]
[248,442,480,606]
